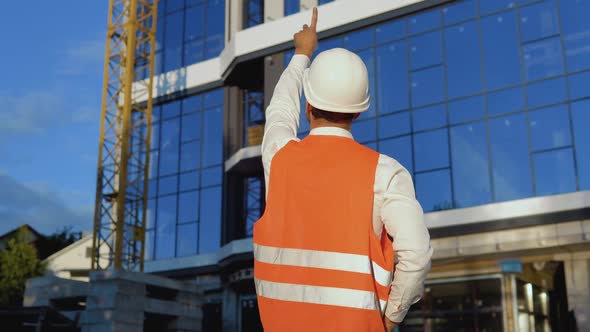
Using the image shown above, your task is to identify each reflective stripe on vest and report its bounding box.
[255,279,387,312]
[254,244,393,290]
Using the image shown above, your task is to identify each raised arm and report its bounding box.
[261,8,318,196]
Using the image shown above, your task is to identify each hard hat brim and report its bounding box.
[302,68,370,114]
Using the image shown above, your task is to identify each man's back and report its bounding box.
[258,134,379,250]
[254,134,393,332]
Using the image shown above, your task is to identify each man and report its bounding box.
[254,7,432,332]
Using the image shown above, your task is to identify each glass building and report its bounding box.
[142,0,590,331]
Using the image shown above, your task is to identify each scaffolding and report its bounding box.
[91,0,159,271]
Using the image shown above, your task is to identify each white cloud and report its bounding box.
[0,39,108,137]
[0,92,99,137]
[0,92,62,134]
[0,36,105,236]
[0,174,93,235]
[57,40,105,76]
[71,105,99,123]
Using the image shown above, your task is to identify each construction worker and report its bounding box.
[254,7,432,332]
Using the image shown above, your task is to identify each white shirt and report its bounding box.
[261,54,433,322]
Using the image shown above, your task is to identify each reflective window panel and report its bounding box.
[272,0,589,215]
[156,0,225,72]
[375,0,583,211]
[147,88,223,259]
[285,0,299,16]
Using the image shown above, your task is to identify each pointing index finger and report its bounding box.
[310,7,318,31]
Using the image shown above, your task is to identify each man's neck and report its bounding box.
[309,121,352,132]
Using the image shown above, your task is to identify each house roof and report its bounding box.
[43,233,93,263]
[0,224,44,242]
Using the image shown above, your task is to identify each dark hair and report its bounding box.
[310,106,358,123]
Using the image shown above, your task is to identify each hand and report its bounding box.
[294,7,318,58]
[384,317,398,332]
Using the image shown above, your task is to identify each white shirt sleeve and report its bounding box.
[261,54,310,197]
[376,155,433,323]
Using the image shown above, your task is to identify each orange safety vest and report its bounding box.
[254,135,394,332]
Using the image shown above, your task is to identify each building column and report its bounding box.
[226,0,244,42]
[222,86,246,245]
[562,252,590,330]
[222,286,239,332]
[502,274,516,332]
[264,0,283,22]
[264,54,285,108]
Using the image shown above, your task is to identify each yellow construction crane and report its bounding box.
[91,0,159,271]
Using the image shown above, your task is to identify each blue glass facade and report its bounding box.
[138,2,590,330]
[245,177,264,237]
[244,91,265,145]
[147,0,590,261]
[285,0,333,17]
[154,0,224,74]
[145,89,224,260]
[246,0,264,28]
[284,0,590,212]
[245,92,264,122]
[285,0,300,16]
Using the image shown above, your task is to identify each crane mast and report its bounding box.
[91,0,159,271]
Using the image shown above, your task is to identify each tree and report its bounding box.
[37,226,82,259]
[0,227,46,307]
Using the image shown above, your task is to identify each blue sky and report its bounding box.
[0,1,108,235]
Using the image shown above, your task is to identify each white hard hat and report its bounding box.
[303,48,370,113]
